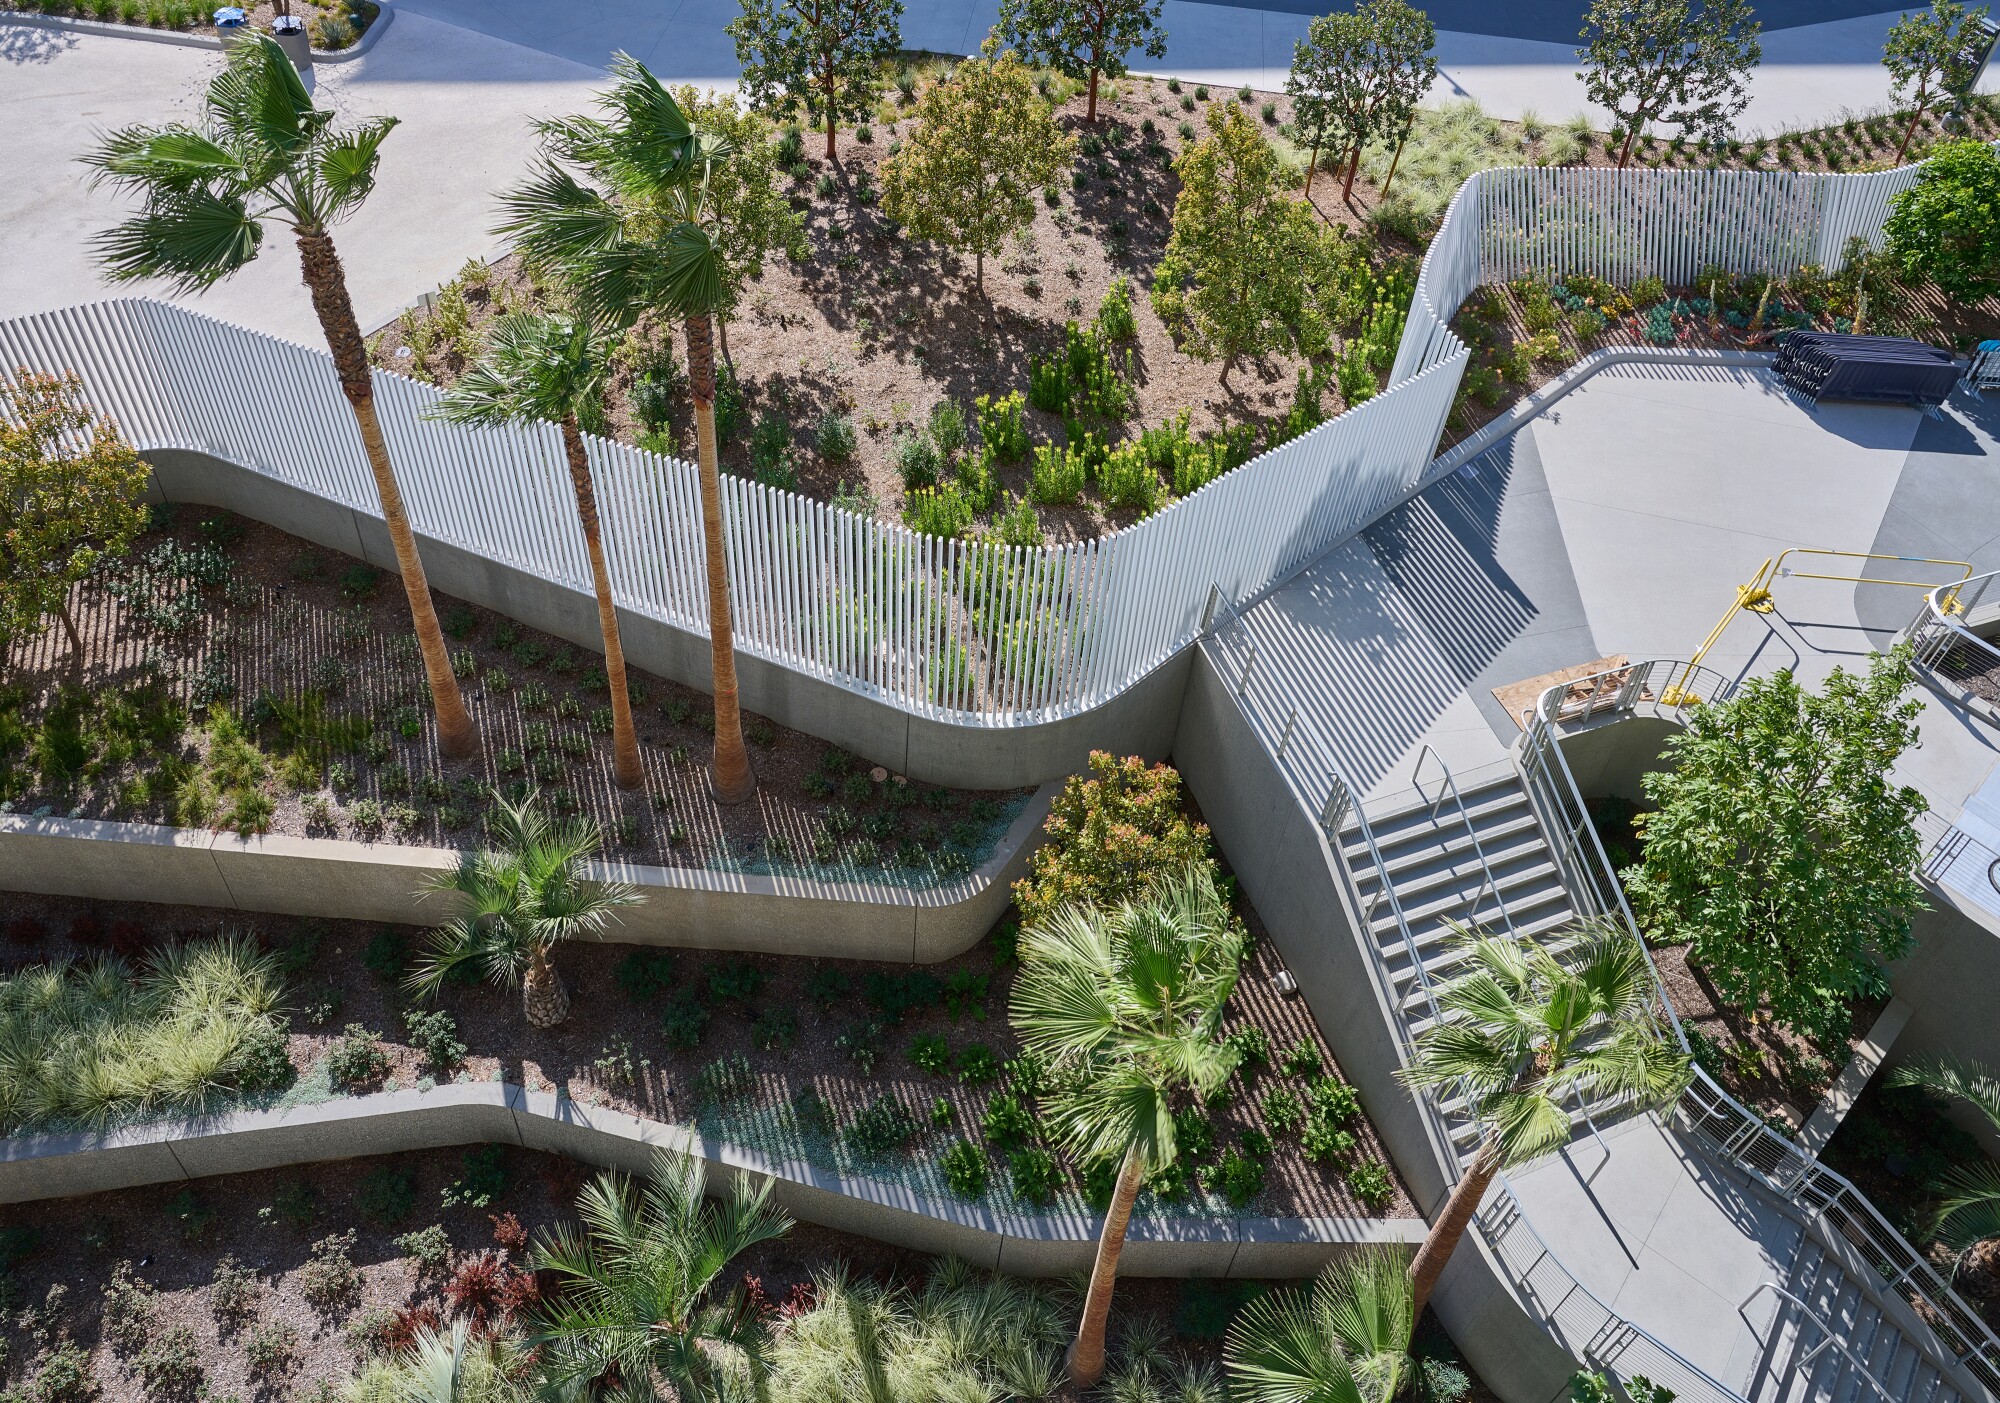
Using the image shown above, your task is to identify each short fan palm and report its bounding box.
[408,791,639,1027]
[428,314,645,790]
[1009,862,1247,1387]
[1224,1246,1414,1403]
[496,56,757,804]
[530,1147,792,1402]
[1399,917,1692,1316]
[84,35,478,757]
[1887,1057,2000,1266]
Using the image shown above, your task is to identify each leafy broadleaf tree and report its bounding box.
[1884,136,2000,301]
[498,57,761,802]
[1285,0,1438,201]
[996,0,1167,124]
[1010,863,1246,1387]
[0,371,150,669]
[83,35,480,756]
[530,1147,793,1400]
[1224,1246,1414,1403]
[727,0,904,161]
[1624,647,1928,1046]
[1577,0,1762,168]
[881,43,1076,294]
[1400,919,1693,1318]
[1886,1058,2000,1263]
[1156,105,1336,381]
[427,315,644,790]
[409,790,640,1028]
[1884,1,1991,165]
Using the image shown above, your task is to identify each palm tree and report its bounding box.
[83,35,479,758]
[1224,1246,1414,1403]
[408,790,640,1027]
[531,1147,793,1401]
[1399,917,1693,1318]
[428,314,644,790]
[1009,862,1247,1387]
[495,55,757,804]
[1886,1057,2000,1266]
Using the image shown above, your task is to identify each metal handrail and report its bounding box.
[1909,569,2000,698]
[1740,1282,1899,1403]
[1411,744,1519,939]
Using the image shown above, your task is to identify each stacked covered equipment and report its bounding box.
[1773,332,1958,408]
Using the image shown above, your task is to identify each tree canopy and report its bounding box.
[1577,0,1762,166]
[1285,0,1438,198]
[727,0,904,159]
[1885,135,2000,300]
[996,0,1166,123]
[1624,648,1929,1045]
[0,371,150,663]
[880,44,1075,293]
[1883,1,1992,164]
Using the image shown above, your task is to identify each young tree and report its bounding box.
[531,1149,792,1399]
[1010,864,1245,1386]
[881,44,1076,294]
[1884,1,1990,165]
[409,791,640,1027]
[428,315,645,791]
[1224,1247,1415,1403]
[1577,0,1762,168]
[1157,105,1334,381]
[727,0,904,161]
[1285,0,1438,201]
[1884,136,2000,300]
[996,0,1166,124]
[0,371,150,669]
[1400,919,1692,1318]
[84,36,480,757]
[1624,648,1928,1046]
[499,58,762,803]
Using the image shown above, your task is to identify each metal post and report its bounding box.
[1200,582,1221,632]
[1276,708,1297,759]
[1237,644,1256,696]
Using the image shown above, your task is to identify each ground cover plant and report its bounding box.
[0,758,1415,1222]
[0,505,1027,882]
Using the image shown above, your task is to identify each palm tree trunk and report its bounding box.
[558,414,643,790]
[295,228,479,759]
[521,945,571,1028]
[1408,1131,1503,1320]
[682,311,756,805]
[1067,1145,1144,1387]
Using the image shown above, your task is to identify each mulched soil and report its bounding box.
[1,885,1420,1224]
[1,506,1026,879]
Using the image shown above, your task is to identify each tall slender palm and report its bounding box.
[82,35,478,757]
[408,790,640,1028]
[1887,1057,2000,1265]
[495,55,756,804]
[531,1147,793,1402]
[1400,917,1693,1318]
[1224,1246,1414,1403]
[1010,862,1247,1387]
[428,314,644,790]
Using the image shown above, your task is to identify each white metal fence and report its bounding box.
[0,153,1941,727]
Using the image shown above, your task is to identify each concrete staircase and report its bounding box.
[1745,1236,1966,1403]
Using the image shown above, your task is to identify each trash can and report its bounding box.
[212,6,251,49]
[270,12,312,71]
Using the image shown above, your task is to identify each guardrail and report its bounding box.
[1910,569,2000,706]
[1739,1283,1898,1403]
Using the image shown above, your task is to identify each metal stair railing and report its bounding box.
[1516,656,2000,1399]
[1410,744,1520,939]
[1908,569,2000,692]
[1739,1282,1900,1403]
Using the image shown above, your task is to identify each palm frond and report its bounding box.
[1223,1283,1371,1403]
[1889,1057,2000,1132]
[1934,1160,2000,1254]
[90,190,263,291]
[316,116,399,222]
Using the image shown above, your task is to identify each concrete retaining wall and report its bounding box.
[143,449,1192,792]
[1549,708,1683,805]
[0,1,395,60]
[0,1083,1425,1276]
[0,781,1056,962]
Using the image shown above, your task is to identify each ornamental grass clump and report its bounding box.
[0,936,288,1134]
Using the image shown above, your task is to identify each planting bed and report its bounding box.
[0,506,1029,883]
[0,884,1417,1224]
[0,0,378,47]
[367,72,1409,544]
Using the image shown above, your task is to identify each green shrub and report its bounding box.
[708,959,766,1005]
[844,1095,920,1160]
[956,1043,1001,1084]
[1012,751,1212,925]
[1097,274,1137,340]
[940,1138,989,1198]
[1223,1025,1271,1068]
[441,1146,509,1208]
[1263,1086,1304,1134]
[1278,1037,1323,1079]
[1884,138,2000,300]
[660,993,710,1050]
[864,970,943,1023]
[974,390,1028,462]
[1347,1160,1394,1209]
[138,1323,205,1396]
[805,967,851,1009]
[893,429,940,488]
[1206,1147,1265,1207]
[362,929,408,981]
[614,949,677,1001]
[927,399,967,456]
[324,1024,388,1090]
[392,1225,451,1277]
[1007,1146,1063,1205]
[243,1320,298,1376]
[815,410,857,464]
[904,482,976,538]
[908,1033,953,1075]
[358,1166,415,1224]
[1029,442,1087,504]
[402,1008,465,1075]
[983,1091,1036,1149]
[750,1007,797,1050]
[693,1053,757,1108]
[298,1230,359,1310]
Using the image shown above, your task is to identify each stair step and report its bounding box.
[1371,866,1573,945]
[1344,783,1532,860]
[1352,823,1555,905]
[1386,912,1585,997]
[1349,810,1547,890]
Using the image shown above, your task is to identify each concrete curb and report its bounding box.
[0,0,394,62]
[0,780,1057,962]
[0,1083,1426,1275]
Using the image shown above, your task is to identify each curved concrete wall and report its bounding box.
[0,781,1055,961]
[142,449,1194,792]
[0,1082,1426,1277]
